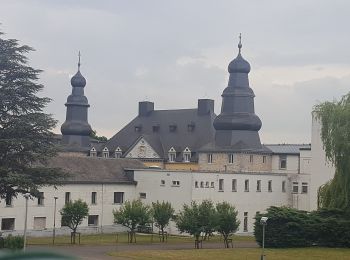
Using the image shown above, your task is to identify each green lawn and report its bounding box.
[109,248,350,260]
[28,233,254,245]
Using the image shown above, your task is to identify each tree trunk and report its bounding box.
[223,234,228,248]
[161,227,165,242]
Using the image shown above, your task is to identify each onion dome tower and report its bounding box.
[213,34,262,150]
[61,52,92,148]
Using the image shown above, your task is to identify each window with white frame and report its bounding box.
[91,192,97,204]
[244,179,249,192]
[256,180,261,192]
[228,154,234,164]
[195,181,198,188]
[90,147,97,157]
[102,147,109,158]
[207,153,213,164]
[263,156,266,163]
[219,179,224,191]
[172,180,180,187]
[292,182,299,193]
[268,180,272,192]
[232,179,237,192]
[114,192,124,204]
[168,147,176,162]
[200,181,204,188]
[302,182,308,194]
[139,192,147,199]
[279,155,287,169]
[282,181,286,193]
[5,193,12,207]
[249,155,254,163]
[243,212,248,232]
[183,147,191,162]
[210,182,215,188]
[161,180,165,186]
[37,192,44,206]
[115,147,122,158]
[205,181,209,188]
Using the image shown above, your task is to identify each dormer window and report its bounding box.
[90,147,97,157]
[168,147,176,162]
[152,124,160,132]
[187,122,195,132]
[169,124,177,132]
[134,125,142,132]
[183,147,191,162]
[115,147,122,158]
[102,147,109,158]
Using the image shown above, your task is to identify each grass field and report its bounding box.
[28,233,254,245]
[109,248,350,260]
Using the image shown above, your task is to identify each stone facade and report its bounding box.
[198,152,272,172]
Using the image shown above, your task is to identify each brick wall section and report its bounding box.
[198,152,272,172]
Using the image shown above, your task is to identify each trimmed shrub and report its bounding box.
[254,206,350,248]
[4,235,24,250]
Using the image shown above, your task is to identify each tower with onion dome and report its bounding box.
[61,52,92,148]
[213,34,262,150]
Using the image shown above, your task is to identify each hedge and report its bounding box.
[254,206,350,248]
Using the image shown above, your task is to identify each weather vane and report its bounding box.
[238,33,242,53]
[78,51,81,70]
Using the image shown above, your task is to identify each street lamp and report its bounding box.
[53,196,58,245]
[23,193,30,252]
[260,217,268,260]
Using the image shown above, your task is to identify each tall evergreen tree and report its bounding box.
[314,93,350,210]
[0,30,66,199]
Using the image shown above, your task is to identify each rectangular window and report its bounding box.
[33,217,46,230]
[219,179,224,191]
[228,154,234,164]
[302,182,308,194]
[282,181,286,193]
[256,180,261,192]
[139,192,147,199]
[279,155,287,169]
[65,192,71,205]
[169,153,176,162]
[115,152,122,158]
[232,179,237,192]
[210,182,215,188]
[263,156,266,163]
[207,153,213,164]
[200,181,204,188]
[172,181,180,187]
[292,182,299,193]
[244,179,249,192]
[37,192,44,206]
[114,192,124,204]
[268,180,272,192]
[88,215,99,226]
[91,192,97,204]
[195,181,198,188]
[1,218,15,231]
[249,155,254,163]
[5,194,12,207]
[205,181,209,188]
[161,180,165,186]
[243,212,248,232]
[184,153,191,162]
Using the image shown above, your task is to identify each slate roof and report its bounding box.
[264,144,311,155]
[103,108,216,161]
[45,156,146,184]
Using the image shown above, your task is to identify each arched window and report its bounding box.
[90,147,97,157]
[183,147,191,162]
[168,147,176,162]
[115,147,122,158]
[102,147,109,158]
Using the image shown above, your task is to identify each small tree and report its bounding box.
[60,199,89,244]
[152,201,174,242]
[113,200,152,243]
[216,202,240,248]
[198,200,217,240]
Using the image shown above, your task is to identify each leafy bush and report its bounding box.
[3,235,24,250]
[254,206,350,248]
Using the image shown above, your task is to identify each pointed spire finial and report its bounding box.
[78,51,81,71]
[238,33,242,53]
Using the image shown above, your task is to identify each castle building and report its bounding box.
[0,38,329,236]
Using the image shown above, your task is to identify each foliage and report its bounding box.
[176,200,240,248]
[152,201,174,242]
[90,130,107,142]
[216,202,240,248]
[3,234,24,250]
[254,206,350,248]
[0,30,67,199]
[113,200,152,243]
[313,93,350,209]
[60,199,89,243]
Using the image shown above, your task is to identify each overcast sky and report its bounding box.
[1,0,349,143]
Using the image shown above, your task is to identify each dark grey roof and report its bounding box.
[264,144,311,154]
[104,108,216,159]
[199,141,272,154]
[46,156,146,184]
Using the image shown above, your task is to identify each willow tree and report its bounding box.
[313,93,350,210]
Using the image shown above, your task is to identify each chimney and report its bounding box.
[139,101,154,116]
[198,99,214,115]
